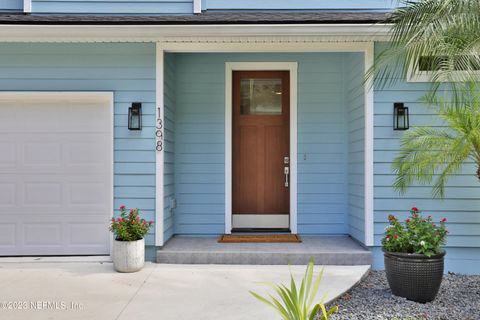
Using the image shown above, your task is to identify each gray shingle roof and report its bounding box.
[0,11,390,25]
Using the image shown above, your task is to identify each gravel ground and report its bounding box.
[326,271,480,320]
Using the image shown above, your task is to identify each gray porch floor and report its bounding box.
[157,235,372,265]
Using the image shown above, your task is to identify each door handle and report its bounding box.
[284,166,289,187]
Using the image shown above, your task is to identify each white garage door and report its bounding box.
[0,93,113,256]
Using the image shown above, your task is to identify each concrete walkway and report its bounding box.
[0,260,369,320]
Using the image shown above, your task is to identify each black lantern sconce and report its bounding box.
[393,102,409,130]
[128,102,142,131]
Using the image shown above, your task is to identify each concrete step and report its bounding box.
[157,235,372,265]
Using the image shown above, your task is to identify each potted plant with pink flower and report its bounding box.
[110,205,153,273]
[382,207,448,303]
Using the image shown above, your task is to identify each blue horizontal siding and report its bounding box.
[163,53,176,243]
[173,52,357,235]
[372,42,480,273]
[0,0,22,11]
[32,0,192,14]
[0,43,156,250]
[205,0,395,10]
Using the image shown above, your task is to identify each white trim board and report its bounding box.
[225,62,298,234]
[153,41,374,245]
[0,24,390,43]
[193,0,202,13]
[364,43,375,246]
[23,0,32,13]
[155,44,165,246]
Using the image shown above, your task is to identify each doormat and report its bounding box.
[218,234,302,243]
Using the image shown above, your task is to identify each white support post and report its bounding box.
[364,42,375,246]
[155,43,165,246]
[193,0,202,13]
[23,0,32,13]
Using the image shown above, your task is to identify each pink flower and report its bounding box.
[405,219,410,223]
[143,221,146,225]
[120,205,126,211]
[411,207,418,212]
[386,235,390,239]
[149,220,153,225]
[394,235,398,239]
[441,218,447,223]
[120,219,124,223]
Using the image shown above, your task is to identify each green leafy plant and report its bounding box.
[392,85,480,198]
[382,207,448,257]
[110,205,153,241]
[250,258,338,320]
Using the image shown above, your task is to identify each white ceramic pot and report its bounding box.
[112,238,145,273]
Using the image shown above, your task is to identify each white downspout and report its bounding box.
[24,0,32,13]
[193,0,202,14]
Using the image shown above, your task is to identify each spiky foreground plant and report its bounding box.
[393,84,480,198]
[250,258,338,320]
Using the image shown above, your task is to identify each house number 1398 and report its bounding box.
[156,107,163,152]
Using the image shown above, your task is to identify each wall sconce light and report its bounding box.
[128,102,142,131]
[393,102,409,130]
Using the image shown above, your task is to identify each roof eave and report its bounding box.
[0,23,391,43]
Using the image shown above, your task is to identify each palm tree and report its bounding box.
[392,84,480,198]
[370,0,480,197]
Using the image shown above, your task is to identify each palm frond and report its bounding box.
[250,259,337,320]
[393,84,480,197]
[368,0,480,101]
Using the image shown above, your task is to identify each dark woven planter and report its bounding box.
[384,250,445,303]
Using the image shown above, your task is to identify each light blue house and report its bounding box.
[0,0,478,274]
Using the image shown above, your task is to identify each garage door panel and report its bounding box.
[0,141,16,167]
[67,137,111,168]
[0,224,16,247]
[0,138,110,175]
[24,141,62,166]
[1,212,109,254]
[0,94,112,256]
[0,183,16,207]
[24,182,63,206]
[69,182,109,206]
[0,100,110,134]
[70,223,109,246]
[24,223,62,246]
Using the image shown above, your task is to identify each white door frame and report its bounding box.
[225,62,298,234]
[156,41,374,246]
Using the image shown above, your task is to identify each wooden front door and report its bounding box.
[232,71,290,230]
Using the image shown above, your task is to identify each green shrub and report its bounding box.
[109,205,153,241]
[382,207,448,257]
[250,258,338,320]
